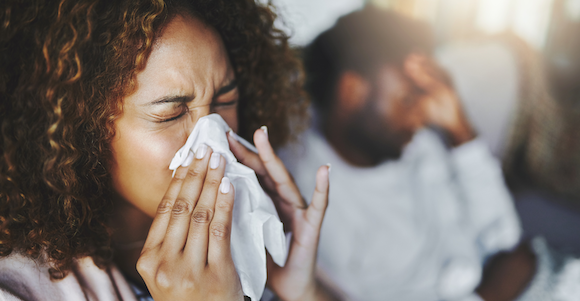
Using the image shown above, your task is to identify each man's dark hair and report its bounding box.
[303,5,435,111]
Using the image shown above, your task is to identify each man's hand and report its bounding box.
[404,54,476,146]
[476,242,536,301]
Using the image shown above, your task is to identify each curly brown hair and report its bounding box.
[0,0,307,278]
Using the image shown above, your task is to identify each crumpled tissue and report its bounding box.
[169,114,287,301]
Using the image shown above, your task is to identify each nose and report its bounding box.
[182,106,212,139]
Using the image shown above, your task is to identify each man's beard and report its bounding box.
[344,98,412,165]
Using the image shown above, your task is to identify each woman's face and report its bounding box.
[110,14,239,217]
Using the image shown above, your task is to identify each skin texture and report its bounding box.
[110,14,238,218]
[109,14,336,300]
[323,54,475,167]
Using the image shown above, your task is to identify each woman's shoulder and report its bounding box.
[0,252,86,300]
[0,252,137,301]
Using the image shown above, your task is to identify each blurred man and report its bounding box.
[279,6,521,301]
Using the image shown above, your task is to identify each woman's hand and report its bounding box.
[136,146,244,301]
[228,128,338,301]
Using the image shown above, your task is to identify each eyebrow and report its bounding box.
[215,79,238,98]
[147,79,237,106]
[148,95,190,106]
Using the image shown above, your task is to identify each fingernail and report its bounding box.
[220,177,230,194]
[196,144,207,159]
[183,151,194,167]
[261,125,268,138]
[326,163,332,174]
[210,152,221,169]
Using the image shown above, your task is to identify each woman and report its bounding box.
[0,0,334,300]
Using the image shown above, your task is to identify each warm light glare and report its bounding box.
[296,0,556,50]
[475,0,513,34]
[445,0,476,19]
[566,0,580,20]
[412,0,441,24]
[512,0,554,49]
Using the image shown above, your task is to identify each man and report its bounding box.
[279,6,521,301]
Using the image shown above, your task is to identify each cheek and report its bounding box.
[382,84,419,130]
[110,121,187,217]
[216,107,239,132]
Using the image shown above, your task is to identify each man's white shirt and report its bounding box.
[279,127,521,301]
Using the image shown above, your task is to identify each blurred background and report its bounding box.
[272,0,580,103]
[271,0,580,255]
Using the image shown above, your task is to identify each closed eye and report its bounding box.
[157,104,189,123]
[159,112,185,123]
[212,99,238,107]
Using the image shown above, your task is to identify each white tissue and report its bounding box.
[169,114,287,301]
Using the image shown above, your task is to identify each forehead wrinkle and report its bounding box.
[130,14,231,109]
[170,21,227,98]
[170,15,231,94]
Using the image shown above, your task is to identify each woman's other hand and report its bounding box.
[229,128,339,301]
[136,146,244,301]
